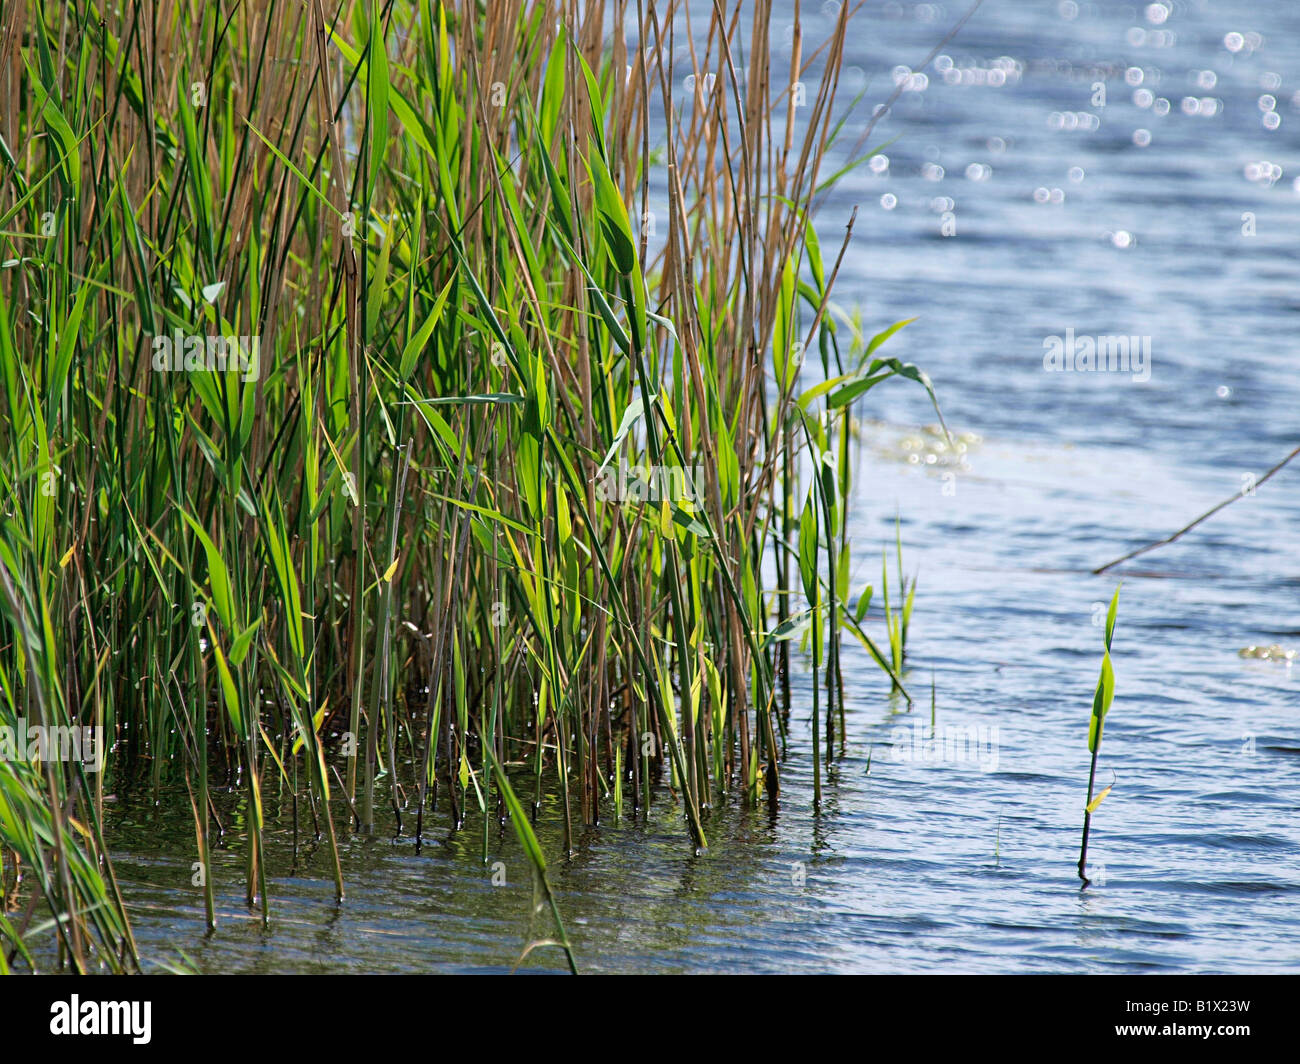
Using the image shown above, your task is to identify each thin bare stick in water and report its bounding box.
[1093,442,1300,575]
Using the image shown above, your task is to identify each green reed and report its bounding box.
[0,0,946,970]
[1079,586,1120,888]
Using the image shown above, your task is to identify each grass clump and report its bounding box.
[0,0,944,969]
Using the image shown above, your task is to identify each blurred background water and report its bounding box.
[106,0,1300,973]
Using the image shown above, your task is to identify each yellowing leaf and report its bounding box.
[292,703,329,757]
[1085,783,1113,814]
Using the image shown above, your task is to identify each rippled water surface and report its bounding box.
[108,0,1300,973]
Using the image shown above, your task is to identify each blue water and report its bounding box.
[107,0,1300,973]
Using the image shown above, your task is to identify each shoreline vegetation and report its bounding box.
[0,0,948,972]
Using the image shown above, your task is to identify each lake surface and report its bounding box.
[106,0,1300,973]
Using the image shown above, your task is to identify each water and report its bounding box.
[107,0,1300,972]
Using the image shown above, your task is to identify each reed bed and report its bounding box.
[0,0,943,971]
